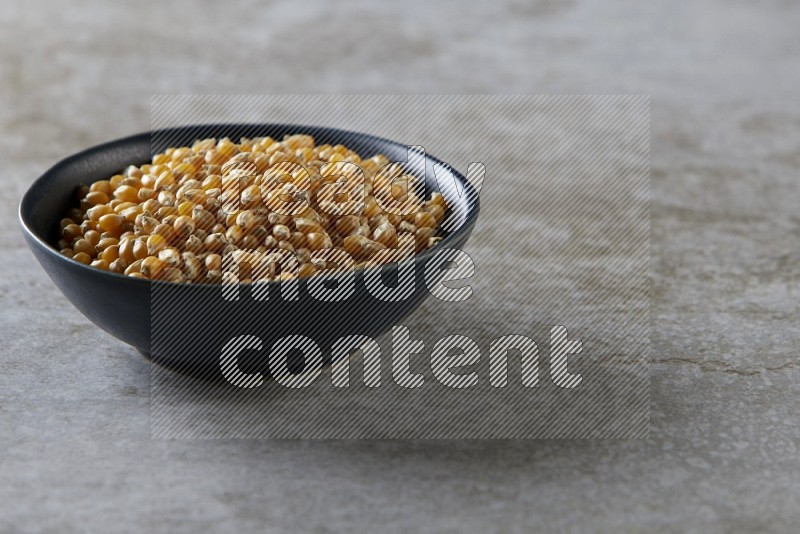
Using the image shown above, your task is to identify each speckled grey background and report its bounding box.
[2,0,799,532]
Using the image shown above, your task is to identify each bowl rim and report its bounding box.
[19,122,481,288]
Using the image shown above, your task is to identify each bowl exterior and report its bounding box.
[20,124,480,376]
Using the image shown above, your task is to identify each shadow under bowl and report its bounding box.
[19,124,480,378]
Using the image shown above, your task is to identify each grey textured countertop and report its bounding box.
[2,0,800,532]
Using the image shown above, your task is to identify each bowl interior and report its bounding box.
[21,123,479,260]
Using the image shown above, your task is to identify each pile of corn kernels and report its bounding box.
[58,134,448,283]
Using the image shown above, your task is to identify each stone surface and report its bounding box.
[2,0,800,532]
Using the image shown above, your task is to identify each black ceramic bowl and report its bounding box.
[20,124,479,377]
